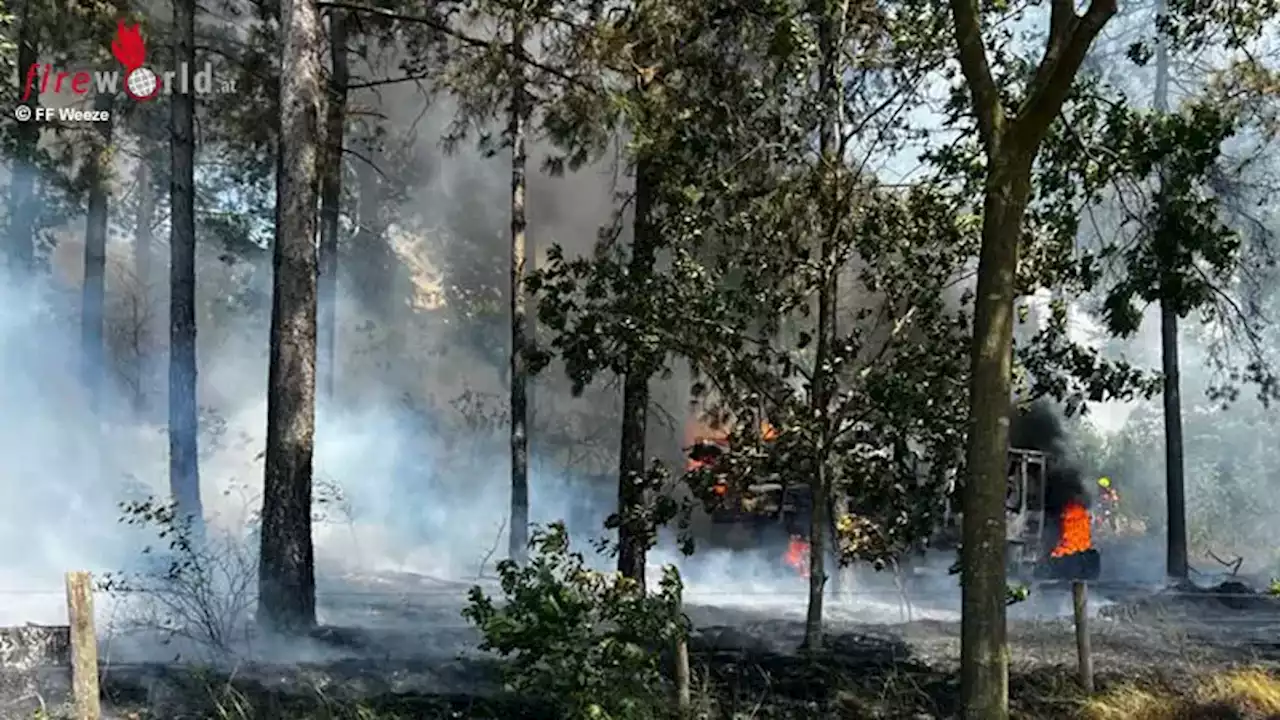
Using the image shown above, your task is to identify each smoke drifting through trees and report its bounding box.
[1,3,1280,718]
[0,12,650,622]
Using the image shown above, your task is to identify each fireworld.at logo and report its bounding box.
[112,20,159,100]
[20,19,236,103]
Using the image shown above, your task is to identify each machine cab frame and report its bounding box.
[1005,447,1049,578]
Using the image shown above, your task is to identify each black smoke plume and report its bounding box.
[1009,401,1090,515]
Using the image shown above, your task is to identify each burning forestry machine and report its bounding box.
[685,420,816,577]
[684,417,915,578]
[1003,448,1101,583]
[684,415,1102,583]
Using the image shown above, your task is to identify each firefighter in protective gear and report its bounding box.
[1096,476,1120,531]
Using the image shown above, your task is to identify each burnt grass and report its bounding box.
[73,581,1280,719]
[90,631,1196,720]
[688,632,1135,720]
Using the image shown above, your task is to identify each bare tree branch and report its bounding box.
[317,0,589,91]
[1014,0,1118,147]
[947,0,1005,151]
[347,71,433,90]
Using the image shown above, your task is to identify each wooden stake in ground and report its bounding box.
[675,626,691,714]
[1072,580,1094,693]
[64,571,100,720]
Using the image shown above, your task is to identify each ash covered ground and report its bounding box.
[14,551,1274,720]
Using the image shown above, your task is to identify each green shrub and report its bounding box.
[463,522,689,720]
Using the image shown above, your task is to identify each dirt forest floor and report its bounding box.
[9,574,1280,719]
[679,581,1280,720]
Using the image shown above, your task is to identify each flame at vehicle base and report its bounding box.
[1044,500,1101,581]
[1051,501,1092,557]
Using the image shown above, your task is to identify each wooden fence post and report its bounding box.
[1072,580,1094,693]
[674,599,691,716]
[65,571,100,720]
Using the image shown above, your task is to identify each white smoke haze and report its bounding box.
[0,72,684,647]
[0,181,1208,637]
[5,16,1280,677]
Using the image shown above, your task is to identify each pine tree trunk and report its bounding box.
[134,162,153,289]
[526,211,538,477]
[132,158,155,415]
[507,23,531,564]
[1153,0,1187,580]
[10,0,38,271]
[259,0,323,636]
[318,8,347,407]
[349,144,398,352]
[1159,297,1185,577]
[169,0,203,530]
[81,94,113,417]
[617,157,656,589]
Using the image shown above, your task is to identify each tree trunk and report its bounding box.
[258,0,323,636]
[10,0,38,271]
[169,0,203,530]
[134,161,154,290]
[1160,298,1186,576]
[959,151,1033,720]
[946,3,1117,715]
[318,8,348,407]
[81,93,113,417]
[132,158,155,415]
[507,22,531,564]
[350,143,397,351]
[802,445,830,649]
[526,214,538,478]
[1152,0,1187,580]
[802,0,841,651]
[617,157,656,589]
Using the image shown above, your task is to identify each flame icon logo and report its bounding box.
[111,20,160,101]
[111,21,145,70]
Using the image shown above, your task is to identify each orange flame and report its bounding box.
[785,537,810,577]
[1050,501,1092,558]
[111,20,147,70]
[761,421,778,441]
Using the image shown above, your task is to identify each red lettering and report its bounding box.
[71,72,90,93]
[19,64,38,101]
[39,64,51,94]
[53,71,70,93]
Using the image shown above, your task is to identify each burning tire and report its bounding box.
[1040,548,1101,581]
